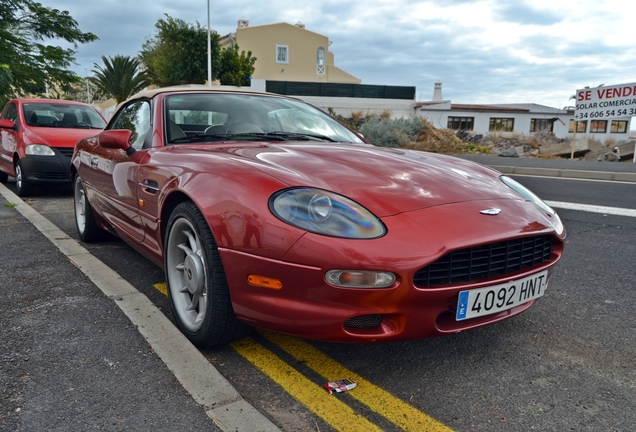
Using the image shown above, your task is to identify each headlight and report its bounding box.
[25,144,55,156]
[269,188,386,238]
[501,176,555,214]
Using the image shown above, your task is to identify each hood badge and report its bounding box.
[480,208,502,215]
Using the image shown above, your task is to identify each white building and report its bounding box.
[416,81,632,143]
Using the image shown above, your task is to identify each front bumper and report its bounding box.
[220,199,566,343]
[20,148,73,184]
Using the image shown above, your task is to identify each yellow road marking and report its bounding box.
[231,338,382,432]
[154,282,452,431]
[153,282,168,297]
[263,331,453,432]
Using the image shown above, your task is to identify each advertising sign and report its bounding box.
[574,82,636,121]
[573,81,636,162]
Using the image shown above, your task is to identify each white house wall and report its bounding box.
[237,79,633,144]
[419,109,567,138]
[418,108,632,143]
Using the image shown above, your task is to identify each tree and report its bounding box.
[90,55,151,103]
[0,0,98,105]
[219,44,256,87]
[140,14,221,87]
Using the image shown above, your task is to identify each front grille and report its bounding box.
[344,314,383,329]
[414,235,553,288]
[31,171,68,180]
[55,148,74,158]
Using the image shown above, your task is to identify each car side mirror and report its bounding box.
[0,119,17,130]
[98,129,136,155]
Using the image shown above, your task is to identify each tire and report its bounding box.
[164,201,252,348]
[14,159,33,197]
[74,174,102,242]
[0,171,8,183]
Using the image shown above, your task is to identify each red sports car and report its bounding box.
[0,98,106,196]
[71,87,565,348]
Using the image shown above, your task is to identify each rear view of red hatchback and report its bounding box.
[0,99,106,196]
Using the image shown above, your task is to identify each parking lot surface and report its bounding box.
[2,155,635,431]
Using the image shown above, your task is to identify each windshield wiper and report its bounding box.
[60,124,91,129]
[169,132,287,144]
[265,132,337,142]
[169,133,233,144]
[169,131,337,144]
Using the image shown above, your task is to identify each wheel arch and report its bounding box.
[160,190,201,245]
[70,163,78,187]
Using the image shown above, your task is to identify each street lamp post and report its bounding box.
[207,0,212,87]
[84,67,91,104]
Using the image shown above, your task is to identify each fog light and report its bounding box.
[325,270,395,288]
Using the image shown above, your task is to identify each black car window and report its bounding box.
[110,101,151,149]
[163,93,364,144]
[4,103,18,123]
[19,102,106,129]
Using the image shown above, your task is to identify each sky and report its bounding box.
[38,0,635,110]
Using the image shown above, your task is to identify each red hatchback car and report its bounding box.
[0,98,106,196]
[71,87,566,348]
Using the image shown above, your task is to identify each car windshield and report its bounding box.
[164,93,365,145]
[22,102,106,129]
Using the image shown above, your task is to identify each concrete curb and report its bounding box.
[489,165,636,183]
[0,183,280,432]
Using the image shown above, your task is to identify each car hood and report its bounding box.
[24,126,100,148]
[193,142,520,217]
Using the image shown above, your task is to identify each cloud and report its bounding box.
[493,3,563,26]
[35,0,636,110]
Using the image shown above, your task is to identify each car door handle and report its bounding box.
[139,179,159,194]
[90,157,98,167]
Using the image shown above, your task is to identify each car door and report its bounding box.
[0,101,20,177]
[88,100,152,243]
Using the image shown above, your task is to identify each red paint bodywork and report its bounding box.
[71,89,566,343]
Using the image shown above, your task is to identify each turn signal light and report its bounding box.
[325,270,396,288]
[247,274,283,290]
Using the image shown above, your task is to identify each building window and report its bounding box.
[316,47,325,75]
[276,45,288,64]
[489,118,514,132]
[530,118,553,132]
[589,120,607,133]
[568,120,587,133]
[611,120,628,133]
[447,116,474,130]
[317,47,325,66]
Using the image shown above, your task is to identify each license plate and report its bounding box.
[456,270,548,321]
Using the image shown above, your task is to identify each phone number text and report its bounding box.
[574,108,636,120]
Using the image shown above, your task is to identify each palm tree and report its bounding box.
[90,55,152,103]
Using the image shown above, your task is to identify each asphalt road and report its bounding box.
[2,164,636,431]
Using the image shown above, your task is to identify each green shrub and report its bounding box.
[462,143,490,154]
[359,117,425,148]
